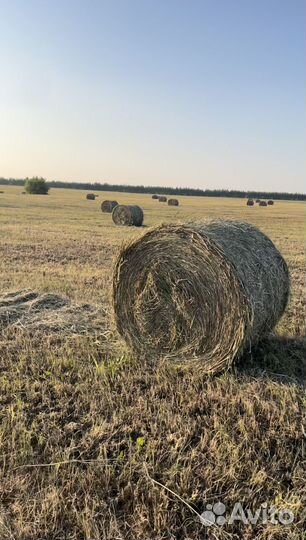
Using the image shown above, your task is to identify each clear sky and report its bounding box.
[0,0,305,192]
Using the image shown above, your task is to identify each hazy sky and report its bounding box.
[0,0,305,192]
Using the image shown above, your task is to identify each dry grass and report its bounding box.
[0,186,305,539]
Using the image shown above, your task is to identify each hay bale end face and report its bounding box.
[113,220,289,374]
[159,196,167,202]
[168,199,179,206]
[268,200,274,205]
[152,194,159,199]
[259,201,268,206]
[112,205,144,227]
[101,200,118,213]
[86,193,96,200]
[246,199,254,206]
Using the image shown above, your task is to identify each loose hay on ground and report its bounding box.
[0,289,108,337]
[113,220,289,373]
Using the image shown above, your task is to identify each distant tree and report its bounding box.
[25,177,49,195]
[1,177,305,201]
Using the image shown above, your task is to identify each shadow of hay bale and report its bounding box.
[236,335,306,384]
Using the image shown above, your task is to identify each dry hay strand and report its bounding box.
[113,220,289,374]
[259,200,268,206]
[101,200,118,213]
[268,200,274,205]
[152,194,159,199]
[168,198,179,206]
[246,199,254,206]
[0,289,107,337]
[112,204,144,227]
[158,196,167,202]
[86,193,96,200]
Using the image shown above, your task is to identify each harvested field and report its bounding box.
[0,186,305,540]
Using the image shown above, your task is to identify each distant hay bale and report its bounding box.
[168,199,179,206]
[152,194,159,199]
[246,199,254,206]
[0,190,4,194]
[268,200,274,205]
[256,199,261,203]
[159,196,167,202]
[86,193,96,200]
[101,200,118,213]
[113,220,289,374]
[259,201,268,207]
[112,205,144,227]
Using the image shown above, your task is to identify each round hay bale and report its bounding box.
[112,205,144,227]
[113,220,289,374]
[86,193,96,200]
[256,199,261,203]
[152,194,159,199]
[158,196,167,202]
[259,201,268,207]
[246,199,254,206]
[268,200,274,205]
[168,199,179,206]
[101,200,118,213]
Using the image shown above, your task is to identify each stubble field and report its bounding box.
[0,186,305,540]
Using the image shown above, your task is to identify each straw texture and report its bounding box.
[112,205,144,227]
[101,200,118,213]
[113,220,289,373]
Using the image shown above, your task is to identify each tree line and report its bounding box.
[0,177,305,201]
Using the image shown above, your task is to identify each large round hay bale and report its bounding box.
[268,200,274,205]
[159,196,167,202]
[246,199,254,206]
[256,199,261,203]
[168,199,179,206]
[101,200,118,213]
[112,205,144,227]
[113,220,289,373]
[259,201,268,207]
[152,194,159,199]
[86,193,96,200]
